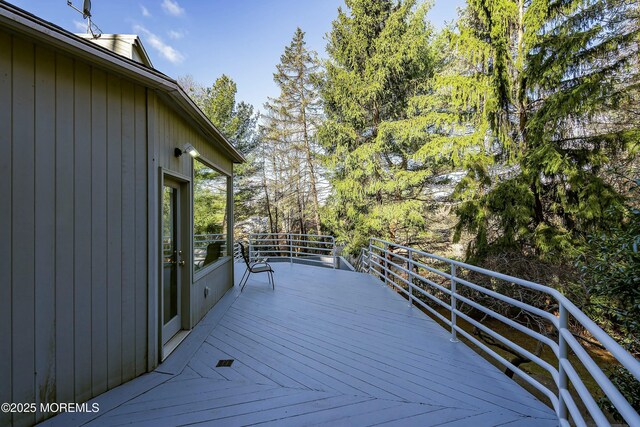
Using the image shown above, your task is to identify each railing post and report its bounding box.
[558,303,568,422]
[368,240,372,274]
[450,263,459,342]
[289,233,293,263]
[407,250,413,308]
[249,238,253,263]
[383,242,389,287]
[363,248,367,272]
[332,237,337,269]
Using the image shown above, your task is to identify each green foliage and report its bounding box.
[447,0,640,262]
[320,0,437,253]
[203,76,260,156]
[599,365,640,422]
[193,160,227,235]
[181,74,262,224]
[261,28,324,234]
[574,178,640,419]
[577,180,640,353]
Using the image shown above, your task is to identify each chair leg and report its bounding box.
[270,271,275,290]
[240,271,251,292]
[239,268,249,288]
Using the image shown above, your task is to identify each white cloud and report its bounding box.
[167,30,184,40]
[140,5,151,17]
[133,24,185,64]
[161,0,184,17]
[73,19,87,32]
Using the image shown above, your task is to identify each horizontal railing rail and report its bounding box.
[363,237,640,427]
[194,233,226,252]
[243,233,337,269]
[233,242,242,261]
[354,248,369,272]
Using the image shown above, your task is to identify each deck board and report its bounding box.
[43,262,557,426]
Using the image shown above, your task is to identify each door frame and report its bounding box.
[158,169,191,353]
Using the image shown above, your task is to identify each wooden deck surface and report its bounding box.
[44,262,558,426]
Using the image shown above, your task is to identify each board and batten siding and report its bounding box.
[0,30,149,426]
[151,97,235,329]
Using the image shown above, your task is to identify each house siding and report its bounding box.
[0,30,149,426]
[0,29,12,427]
[151,98,234,329]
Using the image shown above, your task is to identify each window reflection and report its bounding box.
[193,159,228,271]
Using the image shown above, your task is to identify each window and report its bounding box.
[193,159,228,271]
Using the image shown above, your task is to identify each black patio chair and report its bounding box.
[203,241,222,267]
[237,242,275,292]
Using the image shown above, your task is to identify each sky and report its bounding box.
[8,0,465,112]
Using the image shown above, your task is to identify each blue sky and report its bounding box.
[9,0,465,112]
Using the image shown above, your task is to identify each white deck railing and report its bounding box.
[358,238,640,427]
[245,233,338,269]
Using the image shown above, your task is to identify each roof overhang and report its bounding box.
[0,1,245,163]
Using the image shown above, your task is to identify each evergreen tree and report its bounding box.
[261,29,324,234]
[320,0,435,253]
[260,100,296,233]
[441,0,640,261]
[178,74,262,226]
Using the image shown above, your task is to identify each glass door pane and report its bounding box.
[162,183,180,340]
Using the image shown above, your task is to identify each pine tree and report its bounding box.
[320,0,435,253]
[262,29,324,234]
[260,102,295,233]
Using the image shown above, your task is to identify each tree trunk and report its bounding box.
[301,107,322,236]
[261,154,275,233]
[295,155,307,235]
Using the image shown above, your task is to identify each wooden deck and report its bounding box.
[44,263,558,426]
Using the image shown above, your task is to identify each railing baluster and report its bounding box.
[450,263,459,342]
[289,233,293,263]
[558,303,568,422]
[368,240,372,274]
[408,250,413,308]
[332,237,337,269]
[384,242,389,287]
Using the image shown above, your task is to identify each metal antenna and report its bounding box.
[67,0,102,38]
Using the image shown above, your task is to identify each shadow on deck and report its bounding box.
[43,263,558,426]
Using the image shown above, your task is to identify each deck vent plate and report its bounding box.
[216,359,234,367]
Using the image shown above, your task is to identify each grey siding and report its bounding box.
[0,20,238,427]
[12,36,36,427]
[152,98,234,329]
[0,31,11,427]
[34,45,57,419]
[90,67,109,398]
[154,96,232,177]
[192,259,233,325]
[0,30,148,426]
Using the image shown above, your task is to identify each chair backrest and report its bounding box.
[203,241,222,266]
[237,242,251,267]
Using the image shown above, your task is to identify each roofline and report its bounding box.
[75,33,155,68]
[0,1,245,163]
